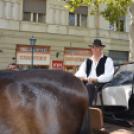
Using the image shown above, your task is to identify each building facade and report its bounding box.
[0,0,130,74]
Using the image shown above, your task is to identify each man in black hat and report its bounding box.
[75,39,114,106]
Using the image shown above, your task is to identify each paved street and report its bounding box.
[104,123,134,134]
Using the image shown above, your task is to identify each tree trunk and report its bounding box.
[129,0,134,61]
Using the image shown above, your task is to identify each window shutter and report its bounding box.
[108,51,128,65]
[72,6,88,15]
[24,0,46,14]
[119,16,125,21]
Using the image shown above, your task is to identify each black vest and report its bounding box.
[86,56,107,77]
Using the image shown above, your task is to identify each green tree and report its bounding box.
[61,0,132,24]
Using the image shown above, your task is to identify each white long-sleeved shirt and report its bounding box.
[75,54,114,83]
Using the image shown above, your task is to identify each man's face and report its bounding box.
[91,45,103,56]
[8,65,18,70]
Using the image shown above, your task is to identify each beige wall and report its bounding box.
[0,0,130,69]
[0,28,129,69]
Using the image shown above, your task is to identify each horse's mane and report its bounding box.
[0,69,18,72]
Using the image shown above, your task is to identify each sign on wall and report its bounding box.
[64,48,92,66]
[16,45,50,65]
[52,60,64,70]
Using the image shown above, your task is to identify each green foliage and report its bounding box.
[61,0,132,24]
[116,20,124,31]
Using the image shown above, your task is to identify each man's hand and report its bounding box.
[78,77,84,81]
[87,78,98,83]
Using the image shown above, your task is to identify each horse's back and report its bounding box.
[0,70,89,134]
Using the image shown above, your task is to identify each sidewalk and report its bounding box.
[104,123,134,134]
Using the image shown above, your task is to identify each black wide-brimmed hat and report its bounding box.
[88,39,105,47]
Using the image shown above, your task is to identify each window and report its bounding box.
[23,0,46,23]
[64,66,80,75]
[33,13,37,22]
[38,13,45,22]
[69,6,88,27]
[75,66,80,72]
[109,16,125,32]
[77,14,80,26]
[108,51,128,65]
[81,14,87,27]
[67,67,73,73]
[23,12,45,23]
[69,13,87,27]
[116,20,124,32]
[69,13,75,26]
[23,12,31,21]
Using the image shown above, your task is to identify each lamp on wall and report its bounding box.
[56,52,59,58]
[12,57,16,60]
[29,36,36,69]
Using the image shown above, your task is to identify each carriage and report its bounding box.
[94,62,134,127]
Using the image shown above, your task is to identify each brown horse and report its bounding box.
[0,69,89,134]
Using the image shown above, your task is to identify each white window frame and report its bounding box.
[31,13,33,21]
[109,20,125,32]
[24,12,45,23]
[75,14,77,26]
[69,13,87,27]
[32,13,38,22]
